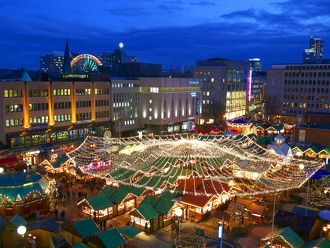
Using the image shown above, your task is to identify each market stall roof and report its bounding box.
[135,204,159,221]
[118,226,142,238]
[72,243,89,248]
[51,155,70,169]
[109,186,132,204]
[72,219,100,239]
[128,185,146,197]
[28,219,60,232]
[274,210,316,237]
[292,206,319,218]
[319,210,330,221]
[96,228,126,248]
[161,190,179,200]
[180,194,215,208]
[264,227,304,248]
[99,186,117,198]
[155,197,175,215]
[140,195,158,207]
[85,194,113,211]
[303,238,330,248]
[0,156,19,165]
[311,169,330,180]
[10,214,27,227]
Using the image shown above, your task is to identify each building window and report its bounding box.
[4,89,23,98]
[5,118,23,127]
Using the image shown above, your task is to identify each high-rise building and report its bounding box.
[303,36,324,63]
[249,58,262,72]
[39,52,64,78]
[194,58,248,122]
[99,43,138,66]
[266,63,330,116]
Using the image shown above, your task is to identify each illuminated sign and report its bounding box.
[247,70,252,102]
[190,92,197,97]
[218,225,223,238]
[188,80,199,85]
[62,74,89,79]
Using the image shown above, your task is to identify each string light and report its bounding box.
[68,134,323,198]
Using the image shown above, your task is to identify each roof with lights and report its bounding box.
[68,134,323,198]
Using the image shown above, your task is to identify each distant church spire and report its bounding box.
[63,39,71,73]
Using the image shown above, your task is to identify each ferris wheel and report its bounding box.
[70,54,102,73]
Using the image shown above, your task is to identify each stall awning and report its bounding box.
[135,204,159,221]
[118,226,142,238]
[85,194,113,211]
[155,197,174,215]
[72,219,100,239]
[97,228,126,248]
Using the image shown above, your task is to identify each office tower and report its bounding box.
[194,58,248,122]
[303,36,324,63]
[249,58,262,72]
[266,63,330,116]
[40,52,64,78]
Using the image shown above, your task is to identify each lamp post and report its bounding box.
[17,225,27,247]
[175,208,183,237]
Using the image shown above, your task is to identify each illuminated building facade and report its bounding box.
[248,71,266,113]
[0,80,111,149]
[267,63,330,116]
[195,58,248,122]
[138,77,201,133]
[111,79,140,134]
[249,58,262,72]
[303,36,324,63]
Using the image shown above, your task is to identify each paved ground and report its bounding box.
[131,233,174,248]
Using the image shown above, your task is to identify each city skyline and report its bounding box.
[1,0,330,69]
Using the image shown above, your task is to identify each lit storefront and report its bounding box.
[7,122,111,149]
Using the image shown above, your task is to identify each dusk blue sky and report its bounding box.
[1,0,330,70]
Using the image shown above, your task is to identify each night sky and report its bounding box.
[1,0,329,70]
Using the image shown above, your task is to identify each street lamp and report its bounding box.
[17,225,26,236]
[17,225,27,248]
[175,208,183,237]
[0,167,4,174]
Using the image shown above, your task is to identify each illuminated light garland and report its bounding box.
[67,134,323,198]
